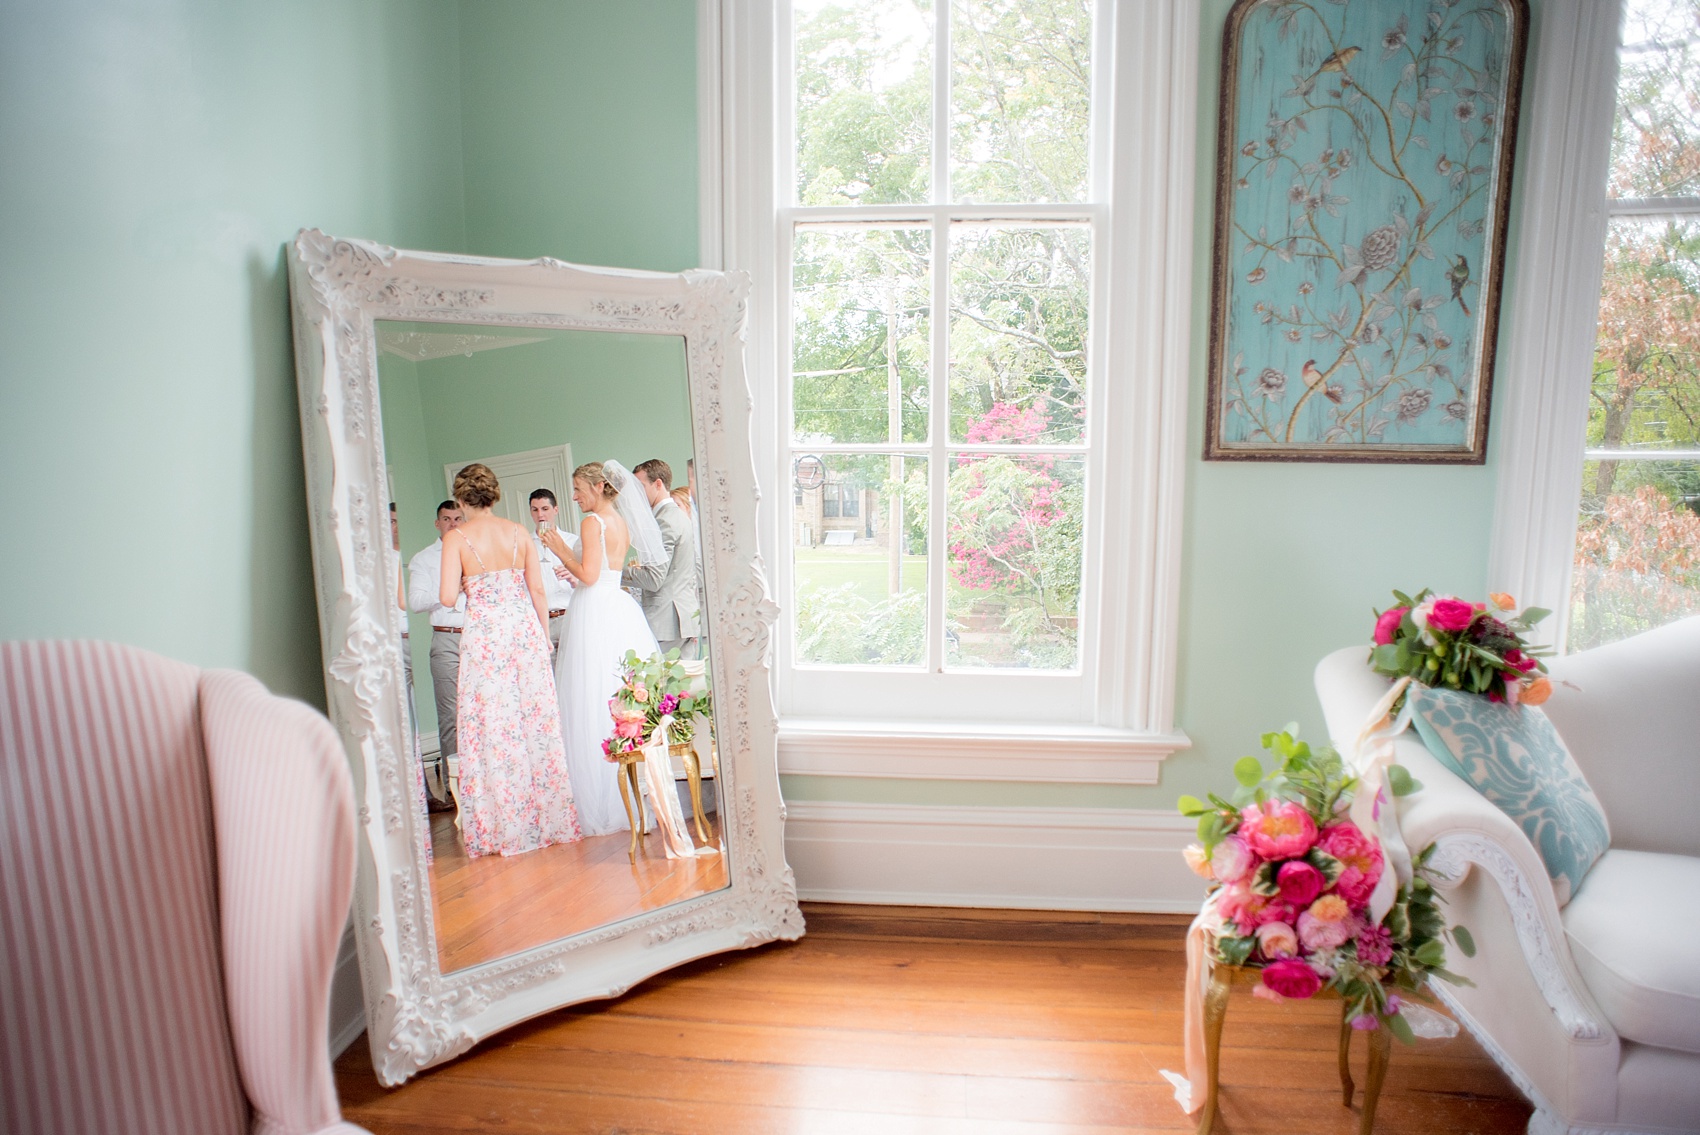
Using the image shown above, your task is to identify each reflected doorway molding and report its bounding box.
[441,444,579,531]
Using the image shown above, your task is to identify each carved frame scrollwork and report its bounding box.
[287,229,802,1086]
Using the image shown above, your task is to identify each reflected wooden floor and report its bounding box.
[429,807,728,973]
[338,905,1532,1134]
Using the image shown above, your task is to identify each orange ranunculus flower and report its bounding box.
[1521,676,1553,706]
[1488,592,1516,611]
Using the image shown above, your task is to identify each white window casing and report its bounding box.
[1487,0,1623,642]
[706,0,1198,781]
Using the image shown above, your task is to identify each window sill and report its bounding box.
[777,718,1191,785]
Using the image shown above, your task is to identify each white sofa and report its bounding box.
[1315,616,1700,1135]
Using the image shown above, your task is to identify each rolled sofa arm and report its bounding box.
[1313,647,1606,1042]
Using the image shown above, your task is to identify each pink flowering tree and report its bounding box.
[946,403,1083,662]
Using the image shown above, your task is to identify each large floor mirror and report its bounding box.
[289,231,802,1085]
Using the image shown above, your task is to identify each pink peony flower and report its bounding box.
[1183,844,1213,878]
[1239,800,1318,860]
[1210,834,1256,884]
[1428,597,1477,633]
[1355,923,1394,966]
[1217,885,1294,935]
[1261,959,1322,1000]
[1373,606,1408,645]
[1319,822,1383,907]
[1256,921,1299,960]
[632,684,649,703]
[1276,860,1325,907]
[1298,909,1353,952]
[614,718,644,740]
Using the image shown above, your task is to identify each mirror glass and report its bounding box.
[376,319,728,975]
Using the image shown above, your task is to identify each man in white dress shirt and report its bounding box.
[406,500,465,774]
[528,488,580,657]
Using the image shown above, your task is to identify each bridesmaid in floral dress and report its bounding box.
[440,463,582,857]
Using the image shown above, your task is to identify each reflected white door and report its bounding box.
[443,444,577,529]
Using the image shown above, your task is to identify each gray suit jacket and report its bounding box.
[622,496,700,642]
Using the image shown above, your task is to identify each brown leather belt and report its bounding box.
[431,626,462,634]
[548,609,567,619]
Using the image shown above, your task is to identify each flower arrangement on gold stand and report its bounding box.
[603,649,713,762]
[1180,729,1473,1037]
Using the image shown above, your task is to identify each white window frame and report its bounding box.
[1489,0,1700,650]
[703,0,1196,782]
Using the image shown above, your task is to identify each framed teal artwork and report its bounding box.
[1205,0,1528,462]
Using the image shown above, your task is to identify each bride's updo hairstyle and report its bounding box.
[453,463,501,509]
[572,461,620,501]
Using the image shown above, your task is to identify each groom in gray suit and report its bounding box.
[623,458,701,659]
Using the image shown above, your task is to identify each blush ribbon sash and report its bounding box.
[638,713,719,859]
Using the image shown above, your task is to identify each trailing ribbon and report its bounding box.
[638,713,718,859]
[1161,891,1224,1113]
[1350,676,1415,923]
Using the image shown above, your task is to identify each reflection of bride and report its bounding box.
[543,460,664,837]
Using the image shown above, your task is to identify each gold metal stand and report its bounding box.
[670,741,712,843]
[613,751,647,862]
[1196,964,1391,1135]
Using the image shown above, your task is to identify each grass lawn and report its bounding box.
[794,547,927,603]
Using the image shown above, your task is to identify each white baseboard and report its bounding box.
[328,921,365,1058]
[783,800,1206,913]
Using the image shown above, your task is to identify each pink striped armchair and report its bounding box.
[0,641,369,1135]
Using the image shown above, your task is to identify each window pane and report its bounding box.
[1610,0,1699,200]
[795,0,933,205]
[793,453,929,666]
[949,225,1089,444]
[793,225,932,444]
[1590,218,1700,452]
[950,0,1091,203]
[946,453,1083,669]
[1572,460,1700,650]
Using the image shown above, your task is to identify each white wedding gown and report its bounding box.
[555,513,658,836]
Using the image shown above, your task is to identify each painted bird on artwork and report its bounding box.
[1308,45,1360,81]
[1302,359,1343,404]
[1447,255,1473,317]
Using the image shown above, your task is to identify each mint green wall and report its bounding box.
[457,1,700,270]
[414,331,694,487]
[0,0,465,704]
[2,0,1518,813]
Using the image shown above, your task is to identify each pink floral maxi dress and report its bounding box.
[455,534,582,857]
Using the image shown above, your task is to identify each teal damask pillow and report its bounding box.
[1408,685,1611,907]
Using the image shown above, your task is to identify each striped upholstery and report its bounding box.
[0,641,369,1135]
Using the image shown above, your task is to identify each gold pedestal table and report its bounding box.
[1196,963,1392,1135]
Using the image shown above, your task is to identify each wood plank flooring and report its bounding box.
[429,811,728,973]
[336,904,1531,1133]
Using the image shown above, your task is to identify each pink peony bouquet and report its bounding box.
[1370,589,1552,706]
[1179,730,1472,1039]
[601,648,714,763]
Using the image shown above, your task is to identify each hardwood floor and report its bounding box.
[429,810,728,973]
[336,903,1531,1133]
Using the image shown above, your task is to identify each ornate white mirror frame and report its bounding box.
[286,229,803,1086]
